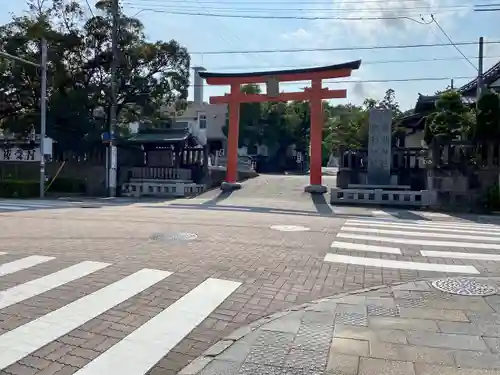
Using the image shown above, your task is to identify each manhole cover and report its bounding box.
[149,232,198,241]
[432,278,498,296]
[270,225,310,232]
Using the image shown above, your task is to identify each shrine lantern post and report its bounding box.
[199,61,361,193]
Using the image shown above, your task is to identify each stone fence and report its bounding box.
[335,141,500,211]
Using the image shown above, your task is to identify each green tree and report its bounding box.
[423,90,473,144]
[0,0,190,152]
[474,89,500,141]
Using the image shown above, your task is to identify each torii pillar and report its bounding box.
[198,61,361,193]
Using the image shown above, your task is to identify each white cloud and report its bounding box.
[280,28,311,41]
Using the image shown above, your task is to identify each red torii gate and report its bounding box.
[199,60,361,193]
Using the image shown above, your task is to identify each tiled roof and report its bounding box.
[459,60,500,96]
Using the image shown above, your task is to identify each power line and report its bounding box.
[124,2,472,12]
[188,40,500,55]
[430,15,477,71]
[84,0,96,16]
[131,0,499,5]
[474,5,500,10]
[125,6,435,22]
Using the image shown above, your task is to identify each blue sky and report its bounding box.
[2,0,499,110]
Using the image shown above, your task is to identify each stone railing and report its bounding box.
[121,180,205,198]
[330,188,434,207]
[212,156,256,171]
[129,167,192,181]
[428,140,500,170]
[339,147,426,171]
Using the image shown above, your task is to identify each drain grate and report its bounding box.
[432,278,498,296]
[149,232,198,241]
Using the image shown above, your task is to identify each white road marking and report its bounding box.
[324,253,479,274]
[347,219,500,230]
[270,225,310,232]
[0,256,55,276]
[372,210,393,216]
[337,233,500,250]
[0,252,6,256]
[74,278,241,375]
[331,241,401,254]
[421,250,500,261]
[341,226,500,242]
[0,268,172,369]
[344,221,500,236]
[213,206,251,211]
[415,212,452,218]
[0,261,110,309]
[0,205,29,211]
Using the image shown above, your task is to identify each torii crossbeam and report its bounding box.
[199,60,362,193]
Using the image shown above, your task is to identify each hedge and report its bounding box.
[47,178,86,194]
[0,180,39,198]
[0,178,86,198]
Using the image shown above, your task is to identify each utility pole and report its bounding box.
[40,39,48,198]
[450,78,454,90]
[109,0,119,197]
[0,41,47,198]
[477,36,484,102]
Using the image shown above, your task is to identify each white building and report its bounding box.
[174,67,228,154]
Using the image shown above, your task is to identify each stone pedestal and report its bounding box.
[304,184,327,194]
[221,182,242,191]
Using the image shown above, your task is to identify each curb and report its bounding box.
[178,282,401,374]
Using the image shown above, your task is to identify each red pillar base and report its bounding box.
[304,184,327,194]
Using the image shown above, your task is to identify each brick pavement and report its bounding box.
[1,175,500,374]
[182,277,500,375]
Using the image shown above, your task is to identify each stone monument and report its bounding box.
[367,108,392,186]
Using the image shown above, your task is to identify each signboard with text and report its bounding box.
[0,146,40,162]
[367,109,392,185]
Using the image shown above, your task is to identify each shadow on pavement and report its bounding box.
[145,202,377,220]
[310,194,334,215]
[202,190,234,205]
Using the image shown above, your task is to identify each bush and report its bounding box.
[47,178,85,194]
[0,180,39,198]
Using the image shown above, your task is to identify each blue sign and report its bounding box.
[101,132,115,142]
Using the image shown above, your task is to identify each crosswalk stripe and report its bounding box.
[0,268,172,369]
[324,253,480,274]
[341,226,500,242]
[337,233,500,250]
[0,203,55,209]
[415,212,452,218]
[331,241,401,254]
[0,256,55,276]
[0,261,110,309]
[0,252,6,256]
[347,219,500,230]
[420,250,500,261]
[372,210,393,216]
[74,278,241,375]
[344,221,500,236]
[0,205,29,211]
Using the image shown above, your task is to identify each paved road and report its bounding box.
[1,174,500,375]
